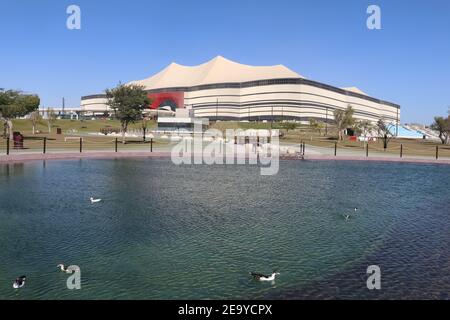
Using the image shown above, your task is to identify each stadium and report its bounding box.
[80,56,400,125]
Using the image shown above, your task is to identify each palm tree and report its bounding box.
[333,105,355,140]
[30,110,42,134]
[377,118,395,150]
[46,108,57,133]
[356,120,374,147]
[430,116,450,145]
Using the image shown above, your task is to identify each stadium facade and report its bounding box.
[81,56,400,124]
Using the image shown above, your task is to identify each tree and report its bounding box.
[355,120,374,147]
[309,118,325,135]
[430,116,450,144]
[316,122,325,136]
[46,108,57,133]
[309,118,318,130]
[377,118,396,150]
[0,89,40,139]
[333,105,354,140]
[282,121,297,132]
[30,110,42,134]
[105,84,151,143]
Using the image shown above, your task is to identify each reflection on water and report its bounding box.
[0,159,449,299]
[0,162,24,178]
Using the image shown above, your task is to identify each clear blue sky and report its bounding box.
[1,0,449,124]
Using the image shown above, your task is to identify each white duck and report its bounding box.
[250,271,280,281]
[57,264,71,273]
[90,197,102,204]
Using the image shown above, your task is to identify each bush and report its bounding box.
[100,127,121,135]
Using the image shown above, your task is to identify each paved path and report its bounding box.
[1,149,450,166]
[0,151,173,163]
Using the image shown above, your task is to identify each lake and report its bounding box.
[0,158,449,299]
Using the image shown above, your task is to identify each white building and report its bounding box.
[157,108,209,133]
[81,56,400,125]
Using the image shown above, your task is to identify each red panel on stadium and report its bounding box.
[147,92,184,111]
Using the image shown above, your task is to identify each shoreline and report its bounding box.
[1,151,450,166]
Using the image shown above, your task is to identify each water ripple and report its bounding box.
[0,160,449,299]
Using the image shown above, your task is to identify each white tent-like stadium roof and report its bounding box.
[341,86,368,96]
[129,56,303,90]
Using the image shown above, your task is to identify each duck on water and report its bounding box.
[90,197,101,204]
[250,271,280,281]
[13,276,26,289]
[57,264,72,273]
[343,207,358,220]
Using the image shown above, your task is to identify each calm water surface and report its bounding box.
[0,159,449,299]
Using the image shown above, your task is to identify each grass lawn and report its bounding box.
[0,119,163,152]
[9,119,157,136]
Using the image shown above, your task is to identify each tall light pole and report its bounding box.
[271,105,274,128]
